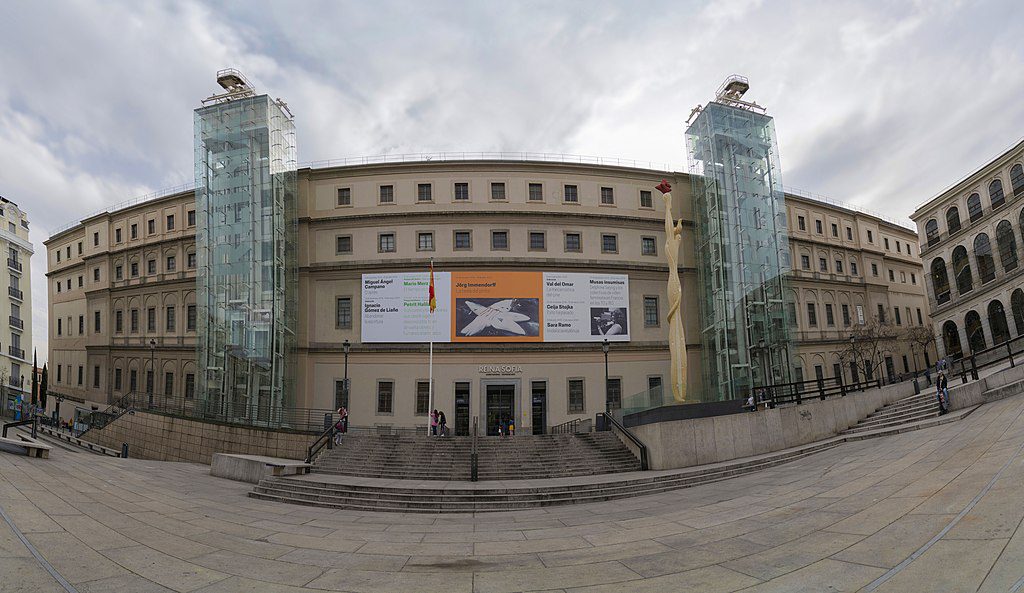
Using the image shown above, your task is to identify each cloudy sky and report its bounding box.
[2,0,1023,362]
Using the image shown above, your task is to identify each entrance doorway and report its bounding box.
[531,381,546,435]
[485,384,515,436]
[454,382,470,436]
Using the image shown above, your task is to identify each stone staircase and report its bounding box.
[842,390,943,435]
[250,439,842,513]
[312,432,640,481]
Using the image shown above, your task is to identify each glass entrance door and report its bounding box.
[531,381,546,435]
[485,384,515,436]
[454,382,470,436]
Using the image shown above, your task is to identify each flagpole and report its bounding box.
[428,258,434,437]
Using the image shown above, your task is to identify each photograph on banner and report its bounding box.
[361,272,451,343]
[542,272,630,342]
[451,272,543,342]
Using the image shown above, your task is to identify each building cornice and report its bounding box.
[912,138,1024,221]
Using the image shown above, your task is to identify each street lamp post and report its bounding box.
[342,339,350,409]
[149,339,156,408]
[602,339,610,414]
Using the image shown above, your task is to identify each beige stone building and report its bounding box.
[47,158,931,432]
[912,139,1024,359]
[0,196,33,411]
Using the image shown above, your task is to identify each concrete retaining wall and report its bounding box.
[82,411,312,464]
[632,381,917,470]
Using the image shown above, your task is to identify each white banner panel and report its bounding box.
[361,272,451,343]
[542,273,630,342]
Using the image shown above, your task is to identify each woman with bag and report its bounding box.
[333,406,348,445]
[936,373,949,415]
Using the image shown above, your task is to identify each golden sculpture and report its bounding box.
[656,180,687,403]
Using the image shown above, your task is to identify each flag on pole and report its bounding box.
[428,260,436,313]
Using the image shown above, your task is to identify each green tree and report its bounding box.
[40,364,48,411]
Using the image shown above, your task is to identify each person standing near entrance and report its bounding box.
[430,409,439,436]
[936,373,949,415]
[438,410,447,437]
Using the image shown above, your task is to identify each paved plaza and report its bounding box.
[2,394,1024,593]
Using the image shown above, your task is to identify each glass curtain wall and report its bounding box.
[194,95,297,426]
[686,102,794,401]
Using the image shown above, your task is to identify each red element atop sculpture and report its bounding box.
[655,179,672,194]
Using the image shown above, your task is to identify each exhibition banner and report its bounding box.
[361,271,630,343]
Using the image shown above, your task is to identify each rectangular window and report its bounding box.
[889,269,895,282]
[846,227,852,240]
[56,250,60,262]
[842,304,850,326]
[871,263,878,276]
[130,309,139,333]
[147,259,156,275]
[78,275,83,288]
[114,368,122,391]
[334,379,349,409]
[639,190,653,208]
[607,378,622,411]
[417,183,432,202]
[131,262,138,277]
[490,182,506,200]
[336,297,352,328]
[801,255,810,269]
[188,210,196,226]
[378,185,394,203]
[807,303,817,326]
[78,315,84,335]
[911,273,916,284]
[529,232,546,251]
[867,230,874,243]
[641,237,657,256]
[815,220,823,234]
[894,307,902,325]
[115,228,122,243]
[166,215,175,231]
[454,182,469,201]
[856,304,865,324]
[835,260,843,274]
[164,372,174,397]
[378,233,396,253]
[166,256,176,272]
[884,237,890,249]
[94,267,100,281]
[145,370,153,394]
[600,186,614,205]
[115,310,123,333]
[93,232,99,246]
[528,183,543,201]
[147,307,156,332]
[77,241,83,255]
[417,232,434,251]
[906,307,913,326]
[94,310,101,333]
[491,231,509,250]
[78,366,83,386]
[185,373,195,399]
[825,304,834,326]
[130,369,137,392]
[850,261,858,275]
[57,365,62,383]
[454,231,472,250]
[130,224,138,239]
[337,187,351,206]
[57,318,62,335]
[147,220,155,235]
[644,296,659,326]
[187,252,197,269]
[377,381,394,414]
[648,376,663,396]
[877,304,886,323]
[416,381,430,415]
[564,232,581,252]
[896,241,902,253]
[568,379,585,414]
[601,234,618,253]
[819,258,827,272]
[901,271,906,283]
[917,308,924,325]
[166,306,175,332]
[798,216,806,231]
[563,184,578,203]
[93,366,100,388]
[831,223,838,237]
[187,304,197,331]
[336,235,352,254]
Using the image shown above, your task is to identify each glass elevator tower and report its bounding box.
[194,70,297,425]
[686,76,794,401]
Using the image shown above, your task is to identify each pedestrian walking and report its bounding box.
[333,406,348,445]
[936,373,949,415]
[438,410,447,437]
[430,409,439,436]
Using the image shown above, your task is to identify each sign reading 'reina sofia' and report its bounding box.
[361,271,631,343]
[478,364,523,375]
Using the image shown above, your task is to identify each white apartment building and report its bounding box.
[0,196,33,411]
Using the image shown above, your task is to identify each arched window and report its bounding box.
[946,206,962,235]
[996,220,1018,272]
[931,258,951,305]
[952,245,973,295]
[925,219,939,246]
[1011,164,1024,198]
[967,193,983,222]
[990,179,1005,210]
[989,300,1011,345]
[1020,208,1024,246]
[942,320,963,359]
[974,233,996,284]
[965,310,986,352]
[1012,289,1024,336]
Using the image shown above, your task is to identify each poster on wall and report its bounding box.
[361,271,630,343]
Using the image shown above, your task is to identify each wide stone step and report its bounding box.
[857,407,941,428]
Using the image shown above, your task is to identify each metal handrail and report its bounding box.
[305,423,336,464]
[550,417,584,434]
[597,412,649,471]
[753,377,882,409]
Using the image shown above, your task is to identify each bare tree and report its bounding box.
[838,315,899,383]
[903,325,937,375]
